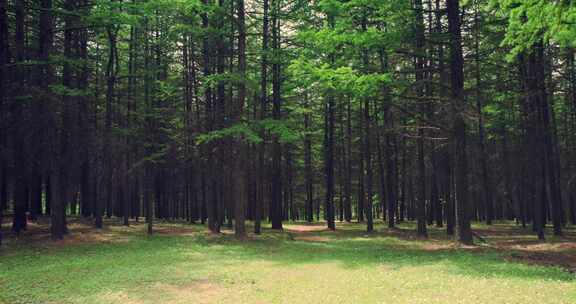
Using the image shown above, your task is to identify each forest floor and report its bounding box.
[1,219,575,304]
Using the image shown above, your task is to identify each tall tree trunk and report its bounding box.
[447,0,473,244]
[344,97,353,222]
[215,0,227,232]
[143,16,154,235]
[539,50,563,237]
[364,101,373,232]
[53,0,78,239]
[474,2,494,225]
[500,127,517,222]
[201,0,219,234]
[417,129,427,237]
[360,15,372,232]
[78,4,94,219]
[567,49,576,225]
[385,106,397,228]
[270,0,283,230]
[256,0,270,234]
[325,12,336,231]
[375,109,387,224]
[11,0,27,236]
[304,94,314,222]
[414,0,427,238]
[0,0,8,246]
[234,0,247,239]
[100,21,118,227]
[357,114,365,223]
[377,49,396,227]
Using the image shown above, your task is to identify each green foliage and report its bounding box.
[195,119,302,146]
[89,0,140,27]
[202,72,258,93]
[318,0,343,16]
[259,119,301,144]
[494,0,576,58]
[289,59,390,97]
[49,84,91,98]
[196,123,262,145]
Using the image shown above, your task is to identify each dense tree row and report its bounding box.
[0,0,575,245]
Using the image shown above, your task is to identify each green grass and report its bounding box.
[1,221,575,304]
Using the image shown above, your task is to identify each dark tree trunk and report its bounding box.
[500,128,517,222]
[414,0,427,238]
[447,0,473,244]
[520,47,545,240]
[201,0,219,234]
[473,4,494,225]
[234,0,247,239]
[324,12,336,231]
[442,150,455,235]
[324,93,336,230]
[52,0,77,240]
[375,110,387,224]
[0,0,8,246]
[567,49,576,225]
[11,0,27,236]
[378,48,395,227]
[361,16,372,232]
[255,0,270,234]
[357,120,365,223]
[364,100,373,233]
[344,98,353,222]
[100,20,119,227]
[143,16,154,235]
[305,95,314,223]
[270,0,283,230]
[417,129,427,237]
[385,107,397,228]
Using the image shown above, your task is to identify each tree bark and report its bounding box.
[304,95,314,222]
[11,0,27,236]
[0,0,8,246]
[270,0,283,230]
[234,0,247,239]
[344,98,353,222]
[447,0,473,244]
[473,3,494,225]
[255,0,270,234]
[325,11,336,231]
[414,0,427,238]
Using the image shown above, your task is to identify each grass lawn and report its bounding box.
[1,220,575,304]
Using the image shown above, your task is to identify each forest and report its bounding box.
[0,0,576,303]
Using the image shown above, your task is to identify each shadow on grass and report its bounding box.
[1,221,574,304]
[188,223,575,283]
